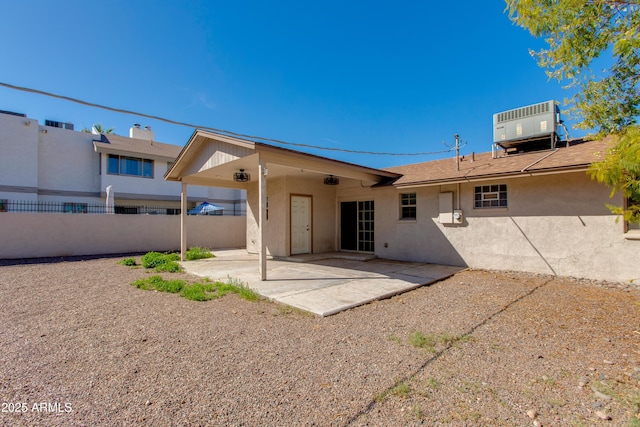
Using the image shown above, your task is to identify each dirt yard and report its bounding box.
[0,255,638,426]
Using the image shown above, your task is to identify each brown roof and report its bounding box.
[383,138,613,187]
[93,134,182,161]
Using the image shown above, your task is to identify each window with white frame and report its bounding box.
[400,193,417,219]
[107,154,154,178]
[474,184,508,208]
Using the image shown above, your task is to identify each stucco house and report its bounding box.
[166,129,639,283]
[0,109,245,215]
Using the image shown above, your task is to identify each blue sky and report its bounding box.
[0,1,586,169]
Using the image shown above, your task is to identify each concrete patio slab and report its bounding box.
[182,249,465,316]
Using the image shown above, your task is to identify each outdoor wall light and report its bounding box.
[233,169,250,182]
[324,175,339,185]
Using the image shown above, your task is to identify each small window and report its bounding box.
[400,193,416,219]
[474,184,508,208]
[63,202,88,214]
[0,199,7,212]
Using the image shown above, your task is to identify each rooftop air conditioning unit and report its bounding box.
[493,100,559,152]
[44,119,74,131]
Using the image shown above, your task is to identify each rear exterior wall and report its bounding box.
[372,172,638,283]
[246,174,336,257]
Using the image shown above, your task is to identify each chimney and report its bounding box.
[129,124,155,141]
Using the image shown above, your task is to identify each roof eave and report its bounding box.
[393,165,592,188]
[93,141,177,162]
[165,129,258,181]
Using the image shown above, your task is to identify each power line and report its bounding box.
[0,81,456,157]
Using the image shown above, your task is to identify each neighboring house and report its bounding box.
[166,130,639,283]
[0,109,245,215]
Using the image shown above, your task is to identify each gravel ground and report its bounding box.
[0,255,639,426]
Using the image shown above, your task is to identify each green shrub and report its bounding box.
[132,278,154,290]
[131,275,185,293]
[132,275,260,303]
[141,251,182,272]
[153,260,182,273]
[164,253,180,262]
[119,258,137,266]
[148,275,165,286]
[185,247,215,261]
[141,252,166,269]
[180,283,218,301]
[154,279,185,293]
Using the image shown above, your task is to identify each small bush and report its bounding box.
[180,283,218,301]
[155,279,185,293]
[148,275,165,286]
[132,275,260,303]
[164,253,180,262]
[141,251,182,273]
[141,252,166,268]
[132,278,155,290]
[119,258,137,266]
[153,260,182,273]
[186,247,215,261]
[131,275,186,294]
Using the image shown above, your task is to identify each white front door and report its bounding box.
[291,195,311,255]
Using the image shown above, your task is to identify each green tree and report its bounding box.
[81,123,114,134]
[506,0,640,224]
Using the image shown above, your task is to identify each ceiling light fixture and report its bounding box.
[324,175,339,185]
[233,169,250,182]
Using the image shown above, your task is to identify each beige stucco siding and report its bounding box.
[368,172,636,282]
[182,139,254,176]
[246,174,337,256]
[374,185,466,265]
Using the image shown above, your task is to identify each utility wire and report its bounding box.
[0,81,456,157]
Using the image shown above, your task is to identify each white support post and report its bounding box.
[180,182,188,261]
[258,159,267,280]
